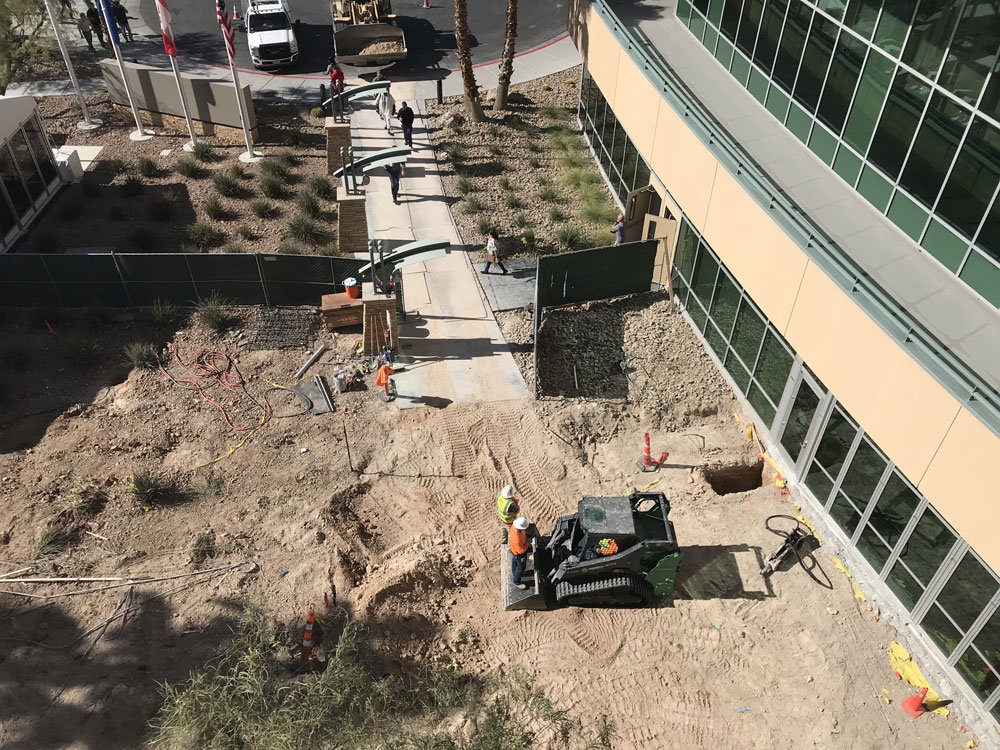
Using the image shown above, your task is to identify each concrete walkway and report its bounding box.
[353,80,528,409]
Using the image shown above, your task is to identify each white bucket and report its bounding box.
[333,373,348,393]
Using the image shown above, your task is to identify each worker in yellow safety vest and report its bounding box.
[496,484,519,545]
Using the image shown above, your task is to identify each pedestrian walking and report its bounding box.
[481,229,508,275]
[384,162,403,204]
[111,0,133,42]
[86,3,106,48]
[510,517,531,589]
[77,11,96,52]
[611,213,625,245]
[57,0,73,17]
[396,101,414,148]
[375,86,395,134]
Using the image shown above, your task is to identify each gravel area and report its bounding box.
[536,292,733,429]
[495,308,534,390]
[30,94,338,256]
[425,65,620,263]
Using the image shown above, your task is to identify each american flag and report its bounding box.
[154,0,176,57]
[216,0,236,63]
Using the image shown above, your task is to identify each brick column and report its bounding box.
[361,282,399,355]
[337,192,368,255]
[326,118,352,176]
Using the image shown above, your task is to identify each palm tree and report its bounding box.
[454,0,485,122]
[493,0,517,111]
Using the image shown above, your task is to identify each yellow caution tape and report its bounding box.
[854,585,867,603]
[888,641,950,717]
[878,688,890,704]
[832,557,852,579]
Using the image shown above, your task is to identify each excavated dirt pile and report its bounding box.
[536,292,731,428]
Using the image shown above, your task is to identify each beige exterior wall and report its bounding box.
[571,0,1000,574]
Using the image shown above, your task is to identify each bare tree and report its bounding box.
[493,0,517,111]
[454,0,484,122]
[0,0,50,95]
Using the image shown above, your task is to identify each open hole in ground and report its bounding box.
[703,459,764,495]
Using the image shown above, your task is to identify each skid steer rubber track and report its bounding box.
[555,575,654,607]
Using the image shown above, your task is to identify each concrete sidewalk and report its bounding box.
[353,80,528,409]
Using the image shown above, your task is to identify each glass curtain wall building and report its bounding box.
[677,0,1000,307]
[571,0,1000,731]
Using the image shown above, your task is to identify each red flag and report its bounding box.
[216,0,236,63]
[154,0,177,57]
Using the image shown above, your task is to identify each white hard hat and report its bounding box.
[501,485,517,499]
[513,516,528,530]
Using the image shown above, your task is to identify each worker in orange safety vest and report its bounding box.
[510,516,531,590]
[375,363,395,399]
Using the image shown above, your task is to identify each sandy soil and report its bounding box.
[0,297,975,749]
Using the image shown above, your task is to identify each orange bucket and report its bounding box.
[344,277,360,299]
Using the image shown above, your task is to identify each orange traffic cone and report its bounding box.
[232,3,244,29]
[637,432,654,471]
[901,687,928,718]
[298,603,315,670]
[422,0,429,7]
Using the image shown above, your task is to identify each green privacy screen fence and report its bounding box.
[533,240,658,333]
[0,253,369,308]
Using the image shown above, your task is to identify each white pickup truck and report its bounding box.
[245,0,299,70]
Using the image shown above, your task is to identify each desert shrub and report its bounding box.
[191,531,217,564]
[318,243,342,256]
[520,227,537,253]
[547,130,578,152]
[444,143,465,162]
[548,206,565,222]
[476,216,493,235]
[276,150,299,168]
[130,470,184,507]
[196,291,237,333]
[212,171,241,198]
[580,199,617,225]
[528,156,541,169]
[123,341,157,369]
[457,175,475,195]
[577,183,604,204]
[237,224,256,240]
[192,474,223,499]
[222,240,246,254]
[203,197,228,221]
[188,221,224,250]
[175,157,203,178]
[527,140,542,153]
[513,212,529,228]
[147,194,174,221]
[539,185,559,203]
[251,199,279,219]
[137,157,158,178]
[498,176,512,191]
[556,224,583,251]
[283,129,305,147]
[488,143,503,157]
[276,240,303,255]
[310,106,326,118]
[505,194,523,210]
[260,158,288,179]
[560,151,587,169]
[129,227,156,251]
[295,191,322,220]
[461,197,483,215]
[226,163,248,180]
[563,167,599,189]
[306,176,335,200]
[286,214,326,245]
[191,142,215,163]
[36,526,76,559]
[487,123,501,138]
[260,174,285,199]
[540,105,564,122]
[123,176,144,197]
[151,298,177,327]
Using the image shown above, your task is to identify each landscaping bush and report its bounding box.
[123,341,157,369]
[276,150,299,168]
[539,185,559,203]
[195,290,237,333]
[505,194,524,210]
[286,214,325,245]
[188,221,224,250]
[212,171,241,198]
[318,243,342,256]
[529,156,541,169]
[296,191,322,220]
[488,143,503,157]
[457,175,475,195]
[191,531,217,564]
[251,199,279,219]
[260,174,285,199]
[276,240,302,254]
[527,140,542,153]
[191,142,215,163]
[151,298,177,327]
[444,143,465,162]
[192,475,223,499]
[130,470,183,507]
[560,151,587,169]
[520,227,537,253]
[556,224,583,251]
[237,224,256,240]
[203,196,227,221]
[547,130,578,152]
[283,129,305,147]
[310,106,326,118]
[487,123,501,138]
[137,157,158,178]
[222,240,246,254]
[461,196,483,215]
[306,176,335,200]
[548,206,565,222]
[580,199,617,225]
[563,167,599,189]
[577,183,604,204]
[476,216,493,235]
[175,157,203,178]
[36,526,76,559]
[147,194,174,221]
[513,212,529,228]
[498,176,512,191]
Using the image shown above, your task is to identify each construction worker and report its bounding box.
[375,363,394,400]
[510,516,531,590]
[496,484,519,544]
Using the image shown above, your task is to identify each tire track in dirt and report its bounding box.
[562,609,626,662]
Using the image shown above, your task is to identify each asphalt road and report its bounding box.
[140,0,568,78]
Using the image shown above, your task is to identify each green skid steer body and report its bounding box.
[501,492,681,611]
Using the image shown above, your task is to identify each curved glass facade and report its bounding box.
[676,0,1000,308]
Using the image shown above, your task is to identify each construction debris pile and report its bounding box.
[535,292,731,428]
[358,40,404,55]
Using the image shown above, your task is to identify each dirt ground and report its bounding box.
[0,298,976,749]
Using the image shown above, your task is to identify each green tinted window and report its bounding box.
[843,51,895,153]
[959,250,1000,306]
[705,320,728,359]
[709,270,741,338]
[720,0,743,41]
[818,31,867,134]
[856,524,892,572]
[747,383,777,427]
[934,551,999,633]
[753,0,787,73]
[971,608,1000,697]
[810,406,857,482]
[793,14,838,112]
[736,0,764,56]
[753,329,793,404]
[844,0,879,39]
[805,460,835,503]
[956,641,1000,702]
[874,1,912,57]
[936,0,1000,105]
[839,438,886,510]
[902,1,963,79]
[676,219,700,281]
[730,298,766,368]
[867,472,921,549]
[690,246,719,307]
[773,2,811,91]
[938,119,1000,242]
[921,604,964,657]
[899,92,970,208]
[869,69,931,179]
[829,492,862,535]
[922,219,969,271]
[724,350,752,393]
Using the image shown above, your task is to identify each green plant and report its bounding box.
[476,216,493,235]
[457,175,475,195]
[222,240,246,254]
[203,196,227,221]
[130,470,180,507]
[309,106,326,118]
[444,143,465,162]
[212,171,241,198]
[560,150,587,169]
[487,123,501,138]
[498,176,512,191]
[286,214,326,245]
[306,176,335,200]
[527,140,542,153]
[505,194,523,210]
[123,341,157,369]
[563,167,599,189]
[580,199,618,225]
[67,338,102,368]
[537,174,551,187]
[237,224,256,241]
[520,227,537,252]
[283,129,305,147]
[276,240,302,255]
[461,196,483,215]
[191,531,217,565]
[577,183,604,204]
[151,298,177,327]
[556,224,583,251]
[513,212,529,228]
[539,185,559,202]
[540,105,564,121]
[188,221,224,250]
[260,174,285,199]
[547,130,578,152]
[36,526,76,559]
[191,142,215,163]
[488,143,503,157]
[276,150,299,168]
[108,205,125,222]
[251,199,279,219]
[137,157,158,178]
[192,474,223,499]
[61,475,108,519]
[129,227,156,251]
[175,157,203,178]
[227,163,248,179]
[493,158,508,172]
[318,243,342,256]
[123,176,144,197]
[59,199,83,222]
[147,194,174,221]
[528,156,541,169]
[548,206,565,222]
[196,291,237,333]
[296,191,322,220]
[98,158,128,180]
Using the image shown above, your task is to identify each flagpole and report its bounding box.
[99,0,151,141]
[228,58,259,163]
[168,56,198,151]
[41,0,101,130]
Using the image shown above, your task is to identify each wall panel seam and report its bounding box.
[915,405,964,489]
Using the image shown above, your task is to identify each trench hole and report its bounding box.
[703,459,764,495]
